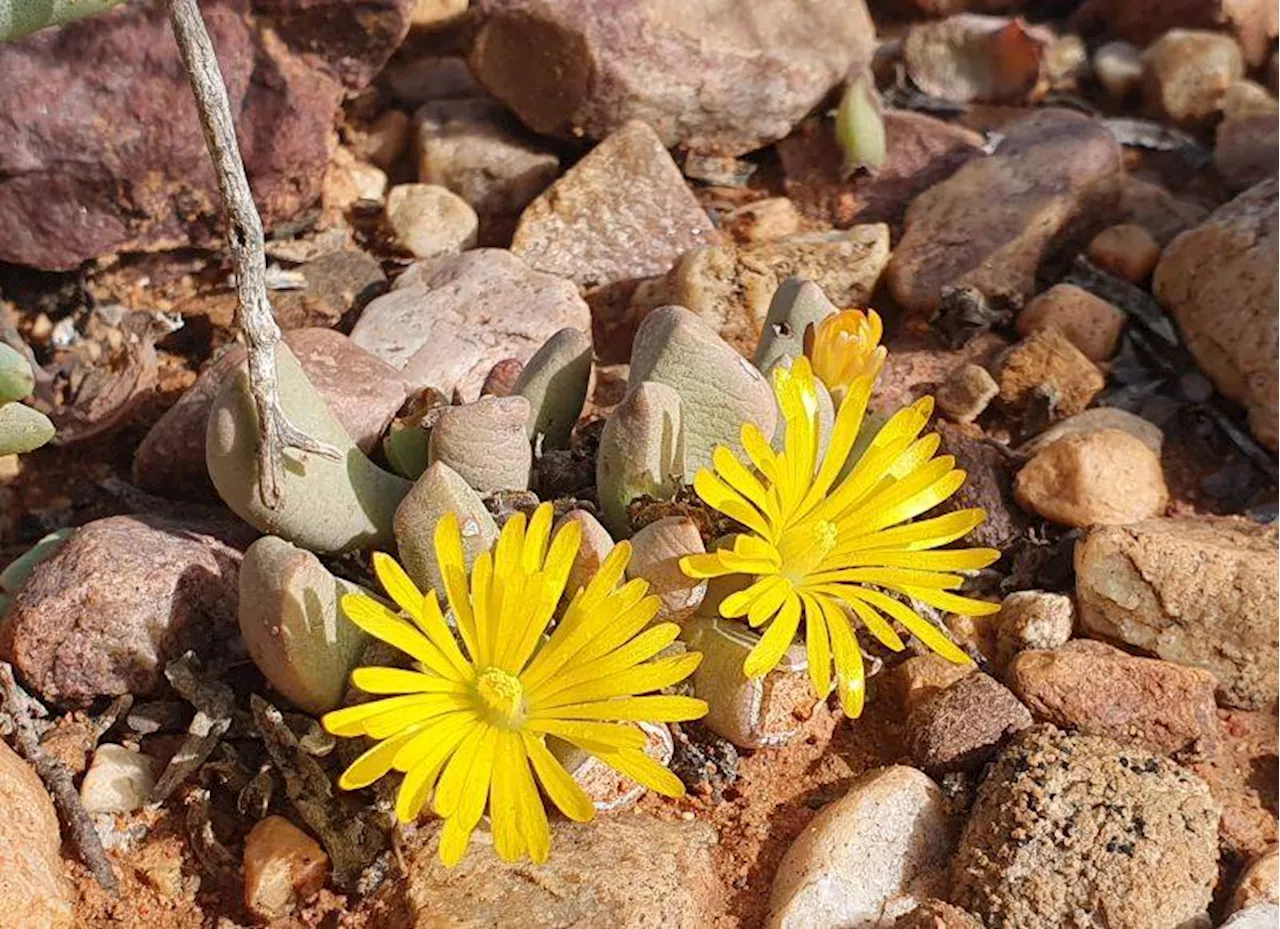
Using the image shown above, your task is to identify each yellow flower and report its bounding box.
[806,308,887,400]
[322,503,707,866]
[679,357,998,718]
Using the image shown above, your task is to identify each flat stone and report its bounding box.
[886,108,1123,316]
[935,363,998,424]
[467,0,876,156]
[1216,112,1280,191]
[1021,407,1164,456]
[951,726,1220,929]
[512,120,719,291]
[350,248,590,399]
[0,516,241,705]
[891,653,975,718]
[133,328,408,501]
[1008,639,1221,756]
[403,813,724,926]
[1120,176,1210,245]
[934,421,1028,551]
[1075,516,1279,709]
[271,249,387,330]
[768,766,954,929]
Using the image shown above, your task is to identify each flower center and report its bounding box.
[474,667,526,728]
[778,518,839,584]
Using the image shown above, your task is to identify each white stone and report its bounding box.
[79,744,158,814]
[1222,904,1280,928]
[768,766,954,929]
[385,183,478,260]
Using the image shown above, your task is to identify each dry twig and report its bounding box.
[0,662,118,893]
[163,0,338,508]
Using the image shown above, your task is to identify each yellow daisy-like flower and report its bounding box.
[806,308,887,401]
[322,503,707,866]
[679,357,999,718]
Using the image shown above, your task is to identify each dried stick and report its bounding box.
[0,663,118,893]
[164,0,338,508]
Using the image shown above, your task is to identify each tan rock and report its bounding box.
[903,14,1053,104]
[631,226,890,353]
[1073,0,1277,68]
[1086,223,1161,283]
[893,653,976,718]
[243,816,329,921]
[887,108,1123,316]
[935,363,998,424]
[1154,179,1278,450]
[626,517,706,622]
[1142,28,1245,125]
[721,197,802,244]
[1229,846,1280,914]
[1092,40,1143,100]
[404,814,724,926]
[906,673,1032,774]
[934,420,1027,552]
[349,109,411,170]
[769,766,954,929]
[994,589,1074,669]
[385,183,478,259]
[952,726,1220,929]
[0,741,73,929]
[1008,639,1221,755]
[1191,707,1278,861]
[512,120,718,291]
[410,0,467,29]
[1075,516,1280,709]
[322,146,387,213]
[1016,283,1125,361]
[997,327,1106,417]
[1021,407,1163,456]
[1014,428,1169,528]
[894,900,985,929]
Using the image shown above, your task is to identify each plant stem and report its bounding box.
[164,0,338,508]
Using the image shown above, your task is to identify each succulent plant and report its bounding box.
[626,516,707,623]
[752,278,839,376]
[393,460,498,594]
[554,508,615,595]
[238,536,372,715]
[0,400,55,455]
[0,527,73,616]
[514,328,593,451]
[0,342,35,403]
[552,721,675,813]
[834,71,887,176]
[684,617,823,749]
[205,342,411,554]
[595,381,686,537]
[427,395,532,494]
[627,305,777,474]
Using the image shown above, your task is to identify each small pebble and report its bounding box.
[385,183,478,259]
[1087,223,1161,283]
[243,816,329,921]
[79,744,159,814]
[1092,41,1142,100]
[1016,284,1125,362]
[936,363,998,424]
[994,590,1074,669]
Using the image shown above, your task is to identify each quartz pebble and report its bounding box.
[385,183,478,259]
[243,816,329,921]
[79,744,159,814]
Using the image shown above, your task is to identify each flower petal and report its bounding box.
[523,731,595,822]
[743,592,801,678]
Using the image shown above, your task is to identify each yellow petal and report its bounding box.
[512,740,552,863]
[349,667,466,695]
[488,732,525,863]
[595,746,685,798]
[372,552,426,620]
[746,576,793,628]
[532,694,707,723]
[799,593,832,699]
[824,597,865,718]
[897,584,1000,618]
[533,652,702,709]
[855,587,972,663]
[743,592,801,678]
[322,693,451,738]
[523,731,595,823]
[393,717,474,822]
[681,552,733,580]
[721,574,787,620]
[339,594,461,680]
[527,719,648,753]
[337,725,423,790]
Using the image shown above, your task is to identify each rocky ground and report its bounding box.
[0,0,1277,927]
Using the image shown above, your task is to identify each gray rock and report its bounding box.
[350,249,591,399]
[994,590,1074,668]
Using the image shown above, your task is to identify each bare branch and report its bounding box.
[0,663,118,894]
[163,0,339,509]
